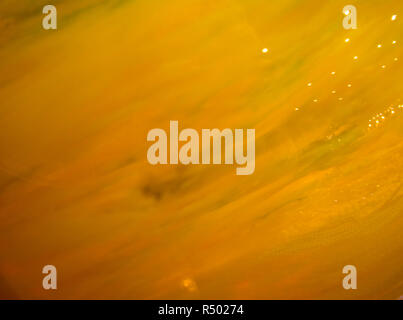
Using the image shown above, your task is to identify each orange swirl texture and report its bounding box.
[0,0,402,299]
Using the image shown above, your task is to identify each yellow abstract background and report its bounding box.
[0,0,402,299]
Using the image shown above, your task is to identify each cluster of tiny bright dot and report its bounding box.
[262,14,399,116]
[368,105,403,129]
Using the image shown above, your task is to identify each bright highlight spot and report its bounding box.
[182,278,198,292]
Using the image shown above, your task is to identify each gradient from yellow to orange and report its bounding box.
[0,0,402,299]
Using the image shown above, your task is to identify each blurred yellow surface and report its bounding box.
[0,0,402,299]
